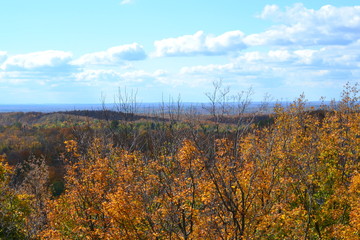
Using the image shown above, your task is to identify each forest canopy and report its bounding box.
[0,84,359,239]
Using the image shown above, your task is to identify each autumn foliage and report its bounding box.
[1,85,360,239]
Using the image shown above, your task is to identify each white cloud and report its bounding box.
[72,43,146,66]
[74,69,122,83]
[153,30,246,57]
[0,51,7,64]
[174,40,360,92]
[121,69,167,79]
[259,3,360,28]
[0,51,78,86]
[1,50,72,70]
[236,45,360,69]
[153,5,360,57]
[73,69,167,86]
[180,63,234,75]
[246,4,360,47]
[120,0,133,5]
[258,5,280,19]
[293,50,316,65]
[0,71,51,85]
[267,50,292,62]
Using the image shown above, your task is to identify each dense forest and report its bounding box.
[0,83,359,239]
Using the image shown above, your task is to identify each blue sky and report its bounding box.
[0,0,359,104]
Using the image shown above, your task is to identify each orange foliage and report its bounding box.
[40,90,360,239]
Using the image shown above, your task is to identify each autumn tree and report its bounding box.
[0,155,31,239]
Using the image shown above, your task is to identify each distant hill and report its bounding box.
[0,110,162,126]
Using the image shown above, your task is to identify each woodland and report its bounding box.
[0,83,359,239]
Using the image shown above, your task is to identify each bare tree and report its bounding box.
[19,155,50,238]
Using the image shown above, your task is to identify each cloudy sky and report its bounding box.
[0,0,359,104]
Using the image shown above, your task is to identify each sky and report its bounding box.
[0,0,359,104]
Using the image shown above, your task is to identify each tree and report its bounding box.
[0,155,31,239]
